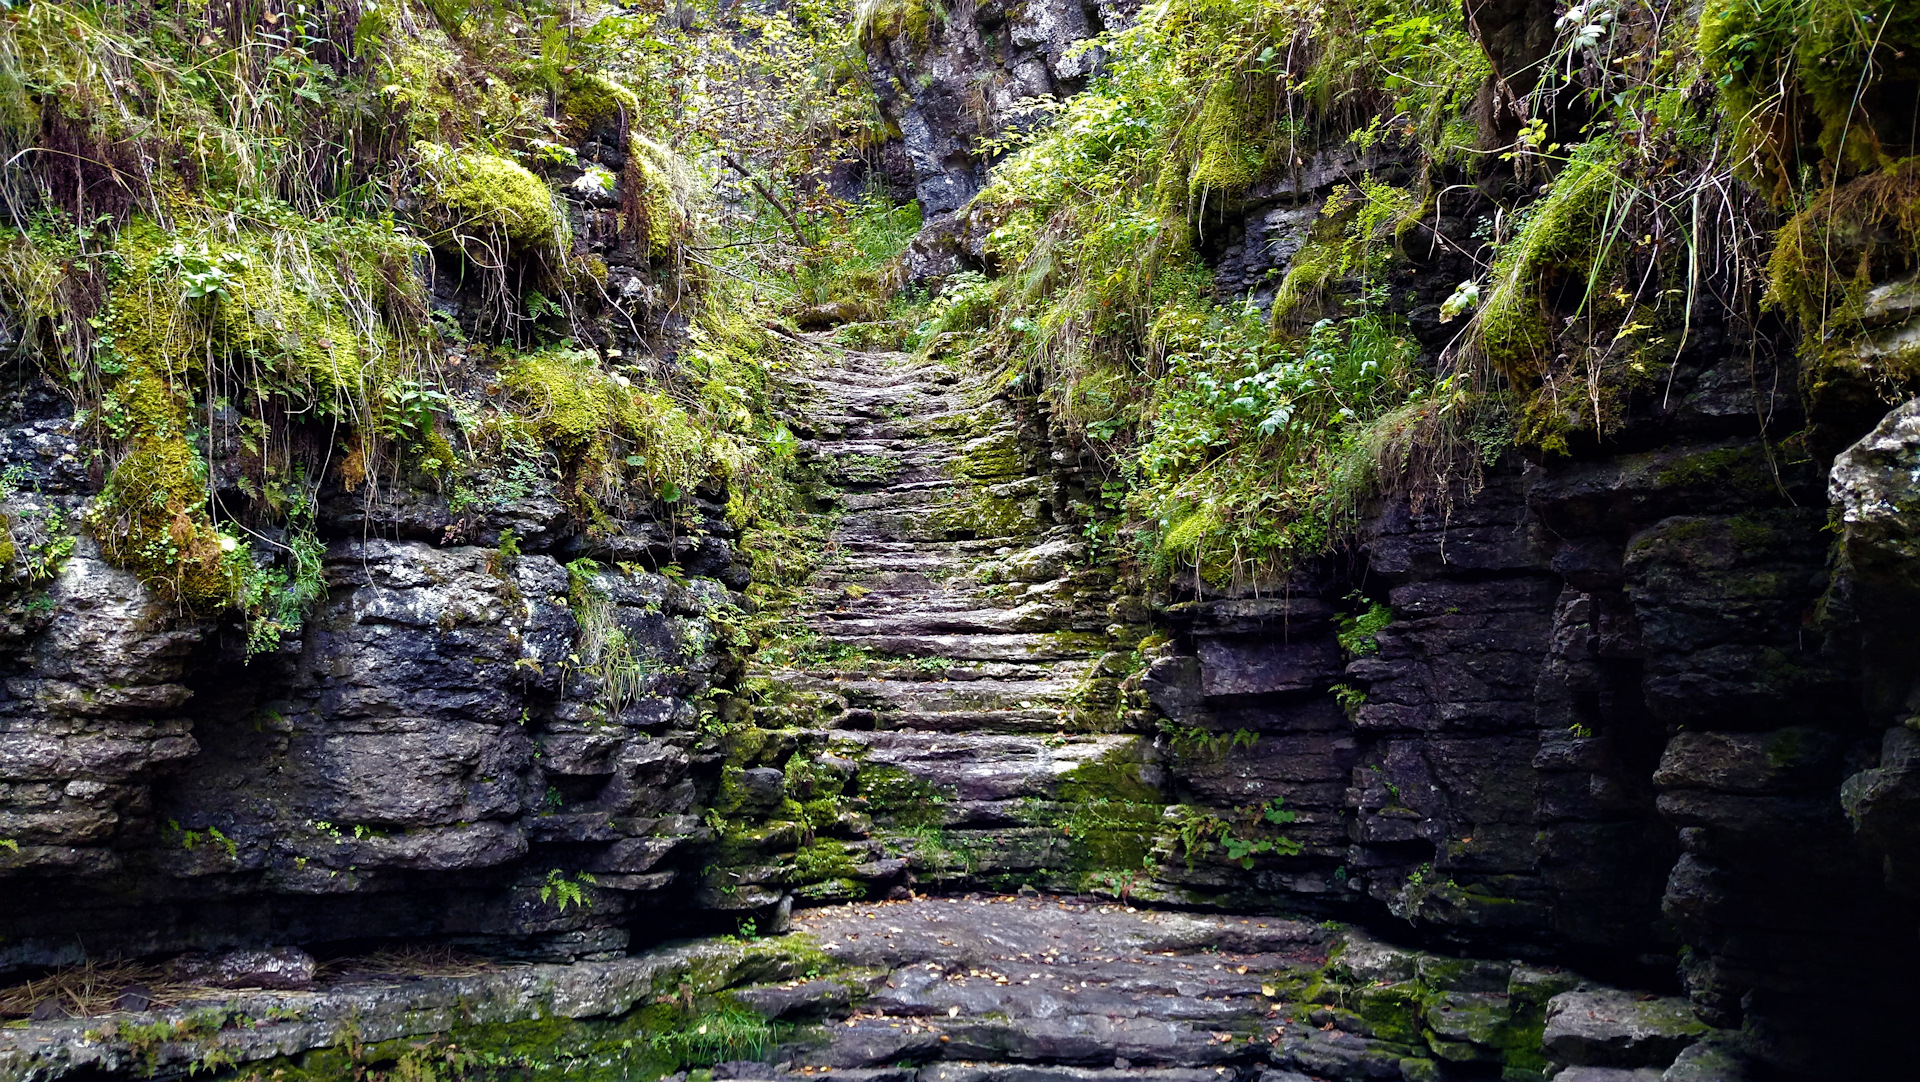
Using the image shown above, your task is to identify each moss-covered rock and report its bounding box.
[416,142,567,254]
[562,72,643,137]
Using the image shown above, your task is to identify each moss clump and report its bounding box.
[416,142,567,254]
[562,72,643,136]
[1474,145,1625,386]
[789,839,860,884]
[956,431,1027,483]
[934,487,1036,540]
[1700,0,1920,197]
[1653,444,1775,492]
[1271,182,1422,324]
[1763,159,1920,408]
[855,0,948,50]
[1054,748,1167,879]
[503,345,726,515]
[82,216,422,612]
[229,1001,784,1081]
[855,765,950,829]
[626,136,695,258]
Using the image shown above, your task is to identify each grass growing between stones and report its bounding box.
[216,1005,785,1082]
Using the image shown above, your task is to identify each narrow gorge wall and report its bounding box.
[836,0,1920,1074]
[2,0,1919,1079]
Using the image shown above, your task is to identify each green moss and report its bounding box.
[789,839,860,883]
[1700,0,1920,197]
[856,0,947,50]
[933,488,1035,540]
[1476,145,1625,386]
[503,345,726,514]
[796,876,865,901]
[1355,982,1425,1044]
[1185,77,1273,196]
[1654,444,1775,493]
[1271,183,1422,324]
[628,136,695,258]
[227,1001,784,1081]
[1763,159,1920,404]
[855,765,951,828]
[416,142,567,254]
[1049,748,1168,879]
[562,72,642,136]
[83,217,418,611]
[956,431,1026,482]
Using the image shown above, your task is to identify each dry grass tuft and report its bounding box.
[0,960,198,1019]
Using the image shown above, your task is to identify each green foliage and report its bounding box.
[1700,0,1920,197]
[1161,723,1259,759]
[1451,10,1755,452]
[48,208,429,618]
[415,143,567,255]
[1129,306,1424,585]
[1221,798,1305,869]
[1763,159,1920,401]
[1165,798,1304,871]
[1330,682,1368,716]
[0,1,796,647]
[538,868,598,913]
[942,0,1502,587]
[1474,143,1628,387]
[639,1006,777,1064]
[502,345,736,519]
[1335,595,1393,657]
[563,559,658,718]
[785,196,923,315]
[171,820,241,860]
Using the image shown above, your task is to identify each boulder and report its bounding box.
[1544,989,1709,1068]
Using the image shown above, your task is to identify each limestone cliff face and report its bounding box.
[846,1,1920,1076]
[0,119,748,969]
[5,1,1920,1078]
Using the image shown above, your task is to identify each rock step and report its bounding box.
[843,731,1142,804]
[754,343,1116,882]
[811,678,1082,724]
[797,634,1101,663]
[759,897,1329,1072]
[811,608,1067,637]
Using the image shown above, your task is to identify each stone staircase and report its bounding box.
[750,340,1156,892]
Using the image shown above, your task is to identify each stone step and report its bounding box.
[834,673,1082,715]
[815,634,1100,662]
[813,605,1068,637]
[805,595,1019,619]
[775,897,1331,1071]
[840,731,1142,805]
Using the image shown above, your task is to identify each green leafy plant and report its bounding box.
[539,869,598,912]
[1161,722,1258,759]
[1334,594,1392,658]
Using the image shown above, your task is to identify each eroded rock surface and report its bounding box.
[0,896,1738,1082]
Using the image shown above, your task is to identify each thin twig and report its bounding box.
[720,153,811,248]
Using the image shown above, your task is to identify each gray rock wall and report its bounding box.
[0,113,752,969]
